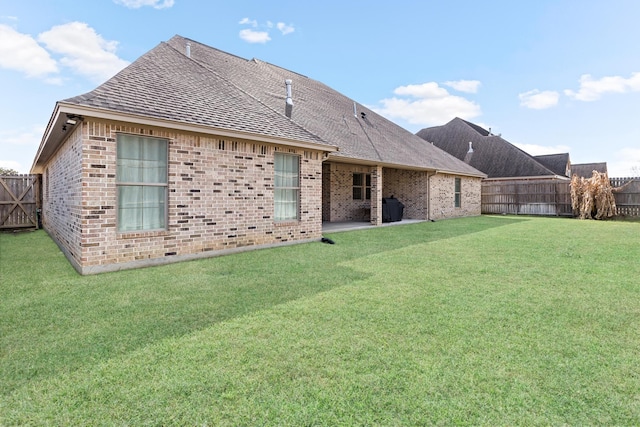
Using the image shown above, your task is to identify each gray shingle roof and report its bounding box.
[571,162,608,178]
[534,153,571,176]
[417,118,562,178]
[62,35,484,176]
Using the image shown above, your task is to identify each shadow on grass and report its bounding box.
[0,215,524,395]
[323,214,528,257]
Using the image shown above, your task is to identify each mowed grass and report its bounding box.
[1,216,639,425]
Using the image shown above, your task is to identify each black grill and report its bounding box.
[382,197,404,222]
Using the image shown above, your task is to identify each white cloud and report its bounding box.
[276,22,295,35]
[37,22,130,83]
[513,143,571,156]
[444,80,481,94]
[239,18,294,43]
[239,29,271,44]
[371,82,481,126]
[113,0,174,9]
[239,17,258,27]
[0,24,58,77]
[564,72,640,101]
[519,89,560,109]
[609,147,640,177]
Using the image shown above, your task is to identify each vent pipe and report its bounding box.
[353,101,357,117]
[464,141,474,164]
[285,79,293,118]
[186,42,191,58]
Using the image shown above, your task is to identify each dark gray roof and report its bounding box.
[571,162,608,178]
[60,35,483,176]
[534,153,571,176]
[416,117,562,178]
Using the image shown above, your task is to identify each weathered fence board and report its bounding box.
[481,179,572,216]
[0,174,41,229]
[611,177,640,217]
[482,177,640,217]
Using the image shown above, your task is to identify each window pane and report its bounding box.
[353,173,363,186]
[274,153,299,221]
[117,135,167,184]
[275,153,299,188]
[118,185,166,231]
[353,187,362,200]
[274,188,298,221]
[365,174,371,187]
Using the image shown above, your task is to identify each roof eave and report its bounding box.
[31,103,338,173]
[327,153,487,178]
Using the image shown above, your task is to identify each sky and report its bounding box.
[1,0,640,176]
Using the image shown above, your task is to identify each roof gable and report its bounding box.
[417,117,561,178]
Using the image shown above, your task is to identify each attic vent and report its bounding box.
[361,112,366,120]
[467,141,474,154]
[186,42,191,58]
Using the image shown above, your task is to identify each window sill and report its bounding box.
[116,229,169,239]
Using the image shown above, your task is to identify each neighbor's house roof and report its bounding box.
[416,117,568,179]
[33,35,484,178]
[571,162,608,178]
[533,153,571,177]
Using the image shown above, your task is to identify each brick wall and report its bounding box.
[382,168,428,220]
[430,173,481,220]
[44,119,324,274]
[323,164,433,221]
[42,125,84,269]
[323,163,373,221]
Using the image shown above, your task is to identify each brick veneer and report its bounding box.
[429,173,481,220]
[43,119,324,274]
[321,163,481,223]
[42,125,84,268]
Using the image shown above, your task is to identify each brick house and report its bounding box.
[31,35,485,274]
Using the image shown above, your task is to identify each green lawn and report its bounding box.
[1,216,639,425]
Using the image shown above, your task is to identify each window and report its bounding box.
[454,177,461,208]
[353,173,371,200]
[116,134,168,232]
[274,153,299,221]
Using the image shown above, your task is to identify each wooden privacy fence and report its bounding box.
[481,176,640,217]
[610,177,640,217]
[481,179,573,216]
[0,174,41,229]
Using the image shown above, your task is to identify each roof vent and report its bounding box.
[353,101,357,118]
[361,112,366,120]
[186,42,191,58]
[285,79,293,118]
[464,141,474,164]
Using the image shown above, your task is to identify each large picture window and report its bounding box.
[274,153,299,221]
[116,134,168,232]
